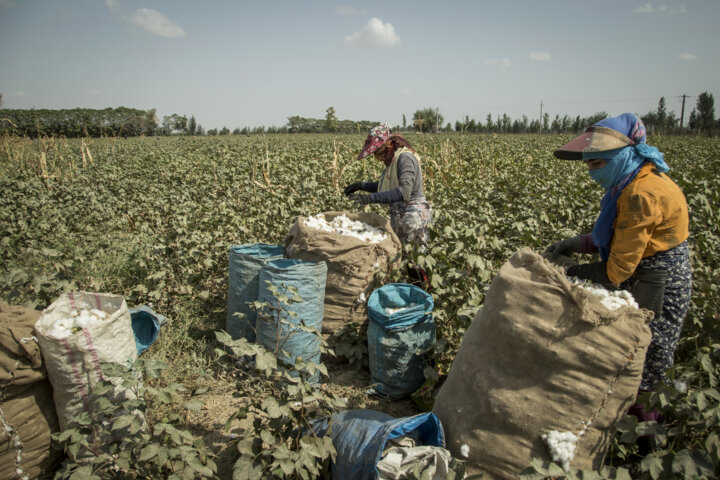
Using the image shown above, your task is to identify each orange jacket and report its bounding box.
[607,163,689,284]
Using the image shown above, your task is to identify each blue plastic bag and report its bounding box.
[367,283,435,399]
[256,258,327,383]
[129,305,165,356]
[310,409,445,480]
[227,244,285,341]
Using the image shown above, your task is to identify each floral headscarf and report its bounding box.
[358,124,392,159]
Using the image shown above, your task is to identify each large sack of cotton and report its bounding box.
[0,301,61,479]
[285,211,401,334]
[433,248,652,479]
[34,292,137,431]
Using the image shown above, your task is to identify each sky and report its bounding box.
[1,0,719,130]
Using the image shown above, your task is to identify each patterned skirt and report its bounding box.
[388,197,432,251]
[621,241,693,390]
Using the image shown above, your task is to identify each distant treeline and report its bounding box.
[0,107,158,138]
[1,93,716,138]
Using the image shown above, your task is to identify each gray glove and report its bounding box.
[566,261,611,286]
[545,236,582,260]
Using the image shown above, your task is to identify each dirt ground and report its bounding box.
[187,359,423,479]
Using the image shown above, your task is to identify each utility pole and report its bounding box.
[680,94,688,130]
[435,107,439,133]
[539,100,543,134]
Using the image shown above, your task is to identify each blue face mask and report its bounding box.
[588,161,616,189]
[587,148,644,190]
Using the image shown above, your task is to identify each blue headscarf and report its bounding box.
[588,114,670,260]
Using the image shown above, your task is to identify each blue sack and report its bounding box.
[256,258,327,383]
[310,409,445,480]
[227,244,285,342]
[367,283,435,399]
[129,305,165,356]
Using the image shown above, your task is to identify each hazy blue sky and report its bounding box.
[1,0,718,130]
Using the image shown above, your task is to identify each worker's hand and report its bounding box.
[343,182,364,197]
[349,193,373,206]
[544,236,582,260]
[566,261,612,286]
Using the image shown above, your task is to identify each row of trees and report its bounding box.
[448,94,717,137]
[0,107,159,138]
[1,93,716,138]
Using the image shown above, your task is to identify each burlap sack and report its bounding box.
[1,302,60,479]
[285,211,401,333]
[1,302,45,397]
[0,381,60,479]
[433,248,652,479]
[35,292,138,431]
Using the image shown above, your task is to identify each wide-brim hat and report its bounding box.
[553,126,636,160]
[358,123,392,159]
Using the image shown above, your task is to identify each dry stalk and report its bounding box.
[84,140,94,164]
[262,140,271,187]
[81,141,88,168]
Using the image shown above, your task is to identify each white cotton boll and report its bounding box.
[385,302,417,315]
[90,308,107,319]
[460,443,470,458]
[49,326,71,339]
[304,214,388,243]
[673,379,688,393]
[542,430,578,471]
[569,277,638,311]
[75,310,93,328]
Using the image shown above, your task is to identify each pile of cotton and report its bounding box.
[304,213,388,243]
[541,430,578,471]
[569,278,639,310]
[48,308,107,338]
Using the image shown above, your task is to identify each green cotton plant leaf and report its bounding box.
[260,429,276,446]
[706,432,720,464]
[640,455,666,479]
[261,397,283,419]
[671,449,716,478]
[68,465,98,480]
[111,414,136,431]
[139,443,159,461]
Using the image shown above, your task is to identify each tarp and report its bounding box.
[367,283,435,399]
[310,409,445,480]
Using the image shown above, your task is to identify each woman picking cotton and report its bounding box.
[545,113,692,433]
[344,124,432,252]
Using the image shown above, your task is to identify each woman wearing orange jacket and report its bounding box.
[546,113,692,396]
